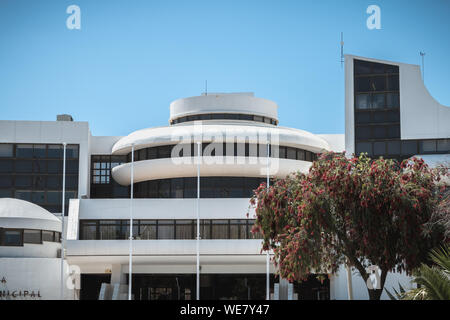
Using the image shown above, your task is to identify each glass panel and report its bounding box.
[15,176,32,188]
[286,147,297,160]
[373,126,386,139]
[0,189,12,197]
[371,93,385,109]
[401,141,418,155]
[373,142,386,156]
[356,94,370,110]
[297,149,305,160]
[171,178,184,198]
[47,176,62,189]
[0,144,13,157]
[32,191,45,204]
[212,220,228,239]
[356,126,371,140]
[0,175,12,187]
[176,220,193,239]
[157,221,174,239]
[139,220,157,239]
[47,160,62,173]
[67,160,79,174]
[48,145,63,158]
[388,75,399,91]
[42,230,54,242]
[24,229,41,244]
[371,76,386,91]
[99,221,122,240]
[33,160,47,173]
[80,222,97,240]
[420,140,437,153]
[15,190,32,201]
[387,126,400,139]
[47,191,61,204]
[158,179,170,198]
[33,145,46,158]
[15,160,33,173]
[355,77,371,92]
[355,112,371,124]
[356,142,372,156]
[386,93,400,108]
[4,230,22,246]
[0,160,13,173]
[387,141,401,155]
[372,62,385,74]
[437,139,450,152]
[354,60,372,74]
[66,145,79,159]
[16,144,33,158]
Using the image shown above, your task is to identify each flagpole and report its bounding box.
[196,141,201,300]
[128,143,135,300]
[60,142,67,300]
[266,142,270,300]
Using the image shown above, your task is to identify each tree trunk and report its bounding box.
[367,269,387,300]
[368,288,383,300]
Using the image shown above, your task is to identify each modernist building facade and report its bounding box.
[0,55,448,300]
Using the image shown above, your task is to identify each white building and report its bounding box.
[0,55,448,300]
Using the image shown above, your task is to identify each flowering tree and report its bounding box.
[250,152,447,300]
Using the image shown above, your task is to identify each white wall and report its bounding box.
[0,258,74,300]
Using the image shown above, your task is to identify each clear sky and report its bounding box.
[0,0,449,136]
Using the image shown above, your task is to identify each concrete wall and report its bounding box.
[0,258,74,300]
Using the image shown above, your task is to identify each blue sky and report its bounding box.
[0,0,449,136]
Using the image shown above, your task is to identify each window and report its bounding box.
[356,126,371,140]
[420,140,437,153]
[176,220,194,239]
[0,144,13,157]
[386,93,399,108]
[356,94,370,110]
[16,144,33,158]
[0,160,13,173]
[387,141,401,155]
[80,221,97,240]
[0,175,12,187]
[356,142,372,156]
[212,220,229,239]
[371,93,385,109]
[373,142,386,156]
[354,60,372,74]
[388,75,399,91]
[3,229,23,246]
[47,145,63,158]
[286,147,297,160]
[33,145,46,158]
[24,229,41,244]
[139,220,157,240]
[42,230,54,242]
[99,221,122,240]
[437,139,450,152]
[371,76,386,92]
[401,141,417,155]
[157,221,174,239]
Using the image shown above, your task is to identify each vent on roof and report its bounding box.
[57,114,73,121]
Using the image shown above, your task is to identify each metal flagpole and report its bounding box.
[196,141,201,300]
[266,143,270,300]
[128,144,135,300]
[60,142,67,300]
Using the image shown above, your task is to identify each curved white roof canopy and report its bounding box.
[169,93,278,122]
[112,157,311,186]
[0,198,61,232]
[112,123,331,155]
